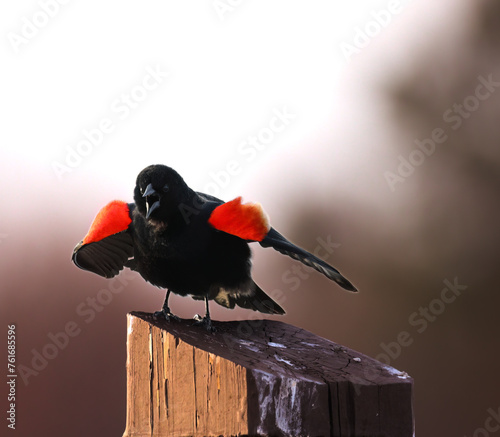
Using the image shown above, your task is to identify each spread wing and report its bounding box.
[207,196,270,242]
[72,201,135,279]
[72,232,134,278]
[207,195,357,291]
[259,227,357,292]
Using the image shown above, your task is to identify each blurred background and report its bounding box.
[1,0,499,435]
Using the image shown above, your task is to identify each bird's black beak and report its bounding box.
[143,183,161,219]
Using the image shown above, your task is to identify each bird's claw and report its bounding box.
[193,314,216,332]
[154,309,180,322]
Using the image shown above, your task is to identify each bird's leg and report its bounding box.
[154,290,180,321]
[193,295,215,332]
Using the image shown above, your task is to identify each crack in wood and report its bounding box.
[148,326,154,435]
[192,347,198,431]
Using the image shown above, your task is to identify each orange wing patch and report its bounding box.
[82,200,132,245]
[208,197,271,241]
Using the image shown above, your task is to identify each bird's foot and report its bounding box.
[193,314,216,332]
[154,309,180,322]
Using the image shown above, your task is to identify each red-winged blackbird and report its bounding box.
[72,164,357,330]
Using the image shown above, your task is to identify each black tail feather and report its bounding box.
[214,282,285,315]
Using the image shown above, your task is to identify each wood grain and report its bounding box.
[123,312,414,437]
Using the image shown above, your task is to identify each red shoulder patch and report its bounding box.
[208,197,270,241]
[82,200,132,245]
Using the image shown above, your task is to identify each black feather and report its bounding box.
[259,228,357,292]
[72,231,134,279]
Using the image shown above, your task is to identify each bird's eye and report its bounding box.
[162,184,169,193]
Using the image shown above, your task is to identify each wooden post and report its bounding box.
[123,312,414,437]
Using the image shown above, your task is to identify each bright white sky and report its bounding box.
[1,0,420,205]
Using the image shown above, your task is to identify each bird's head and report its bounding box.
[134,164,191,223]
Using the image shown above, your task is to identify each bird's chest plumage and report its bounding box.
[131,211,251,295]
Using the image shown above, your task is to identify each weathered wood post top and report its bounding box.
[123,312,414,437]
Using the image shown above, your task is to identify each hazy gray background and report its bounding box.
[2,1,499,436]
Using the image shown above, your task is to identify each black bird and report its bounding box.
[72,164,357,330]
